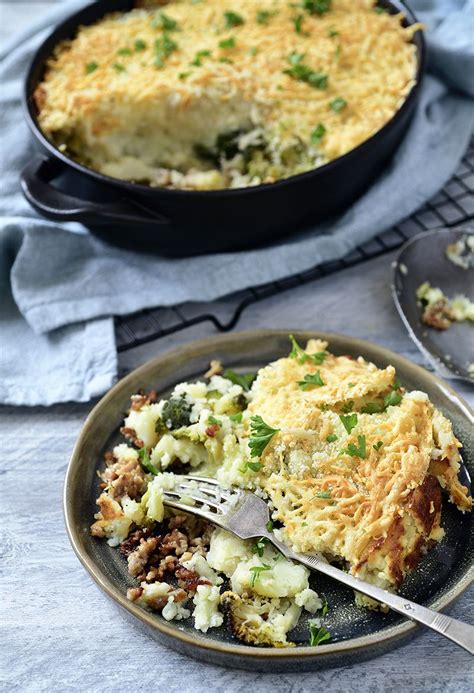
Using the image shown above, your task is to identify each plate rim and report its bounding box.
[64,329,474,663]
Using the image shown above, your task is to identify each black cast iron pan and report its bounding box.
[21,0,425,256]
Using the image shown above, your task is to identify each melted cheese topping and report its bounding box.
[247,340,470,589]
[36,0,420,189]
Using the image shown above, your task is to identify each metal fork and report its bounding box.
[162,475,474,654]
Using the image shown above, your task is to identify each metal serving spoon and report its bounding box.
[392,226,474,384]
[162,475,474,654]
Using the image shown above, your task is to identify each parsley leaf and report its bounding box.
[309,623,331,646]
[251,537,269,557]
[330,96,347,112]
[283,53,328,89]
[229,411,243,423]
[113,62,126,72]
[373,441,383,451]
[152,12,179,31]
[298,371,325,389]
[266,520,274,532]
[207,415,221,426]
[117,47,132,56]
[256,9,273,24]
[326,433,338,443]
[135,38,147,51]
[224,11,244,28]
[341,400,354,413]
[155,33,178,67]
[249,563,272,587]
[384,390,402,408]
[85,61,98,74]
[341,434,366,459]
[361,402,383,414]
[328,27,338,37]
[191,49,211,66]
[179,71,190,80]
[223,369,256,391]
[288,335,326,364]
[249,415,280,457]
[138,447,159,475]
[310,123,326,144]
[293,14,308,35]
[245,461,264,472]
[339,413,358,434]
[315,490,332,499]
[219,36,236,49]
[374,6,386,13]
[296,0,331,15]
[321,597,329,616]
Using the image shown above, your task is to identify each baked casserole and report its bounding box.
[35,0,421,190]
[90,337,471,647]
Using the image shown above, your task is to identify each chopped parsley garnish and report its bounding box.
[266,520,274,532]
[251,537,269,557]
[339,413,358,434]
[85,61,98,74]
[224,11,244,29]
[249,563,272,587]
[152,12,180,31]
[341,400,354,413]
[348,382,355,388]
[292,14,308,35]
[298,371,325,389]
[138,447,159,475]
[219,36,236,49]
[220,58,233,64]
[244,461,264,473]
[289,335,326,365]
[191,49,211,66]
[309,623,331,646]
[113,62,126,72]
[154,33,178,67]
[179,71,191,80]
[296,0,331,15]
[249,415,280,457]
[310,123,326,144]
[330,96,347,112]
[283,52,328,89]
[326,433,338,443]
[315,490,332,499]
[207,415,221,426]
[256,9,273,24]
[328,27,338,37]
[229,411,243,423]
[320,597,329,616]
[223,369,256,391]
[135,38,147,52]
[374,6,386,14]
[361,402,383,414]
[117,47,132,56]
[384,390,402,408]
[341,434,367,459]
[373,441,383,451]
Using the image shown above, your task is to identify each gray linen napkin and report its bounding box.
[1,0,473,406]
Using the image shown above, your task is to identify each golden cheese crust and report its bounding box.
[35,0,421,189]
[249,340,471,590]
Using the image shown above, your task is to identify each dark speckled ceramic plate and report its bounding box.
[392,227,474,383]
[64,331,473,672]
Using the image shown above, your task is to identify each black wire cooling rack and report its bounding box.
[115,140,474,352]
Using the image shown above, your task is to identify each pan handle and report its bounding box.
[20,156,170,225]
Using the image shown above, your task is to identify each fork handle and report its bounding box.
[271,540,474,655]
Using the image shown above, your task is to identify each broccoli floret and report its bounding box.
[160,395,192,430]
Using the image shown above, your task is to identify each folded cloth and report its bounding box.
[0,1,473,406]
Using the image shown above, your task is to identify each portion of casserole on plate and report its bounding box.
[90,337,471,647]
[35,0,421,190]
